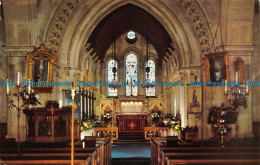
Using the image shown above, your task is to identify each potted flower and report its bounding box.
[20,89,41,106]
[102,112,112,127]
[150,110,161,126]
[103,112,112,121]
[168,114,181,137]
[168,114,181,130]
[80,115,100,139]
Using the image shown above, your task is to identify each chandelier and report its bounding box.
[224,68,249,109]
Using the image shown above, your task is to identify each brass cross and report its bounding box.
[128,121,136,130]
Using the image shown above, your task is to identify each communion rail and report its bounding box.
[145,127,169,140]
[94,127,118,140]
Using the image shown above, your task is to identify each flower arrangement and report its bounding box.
[151,110,161,123]
[103,112,112,121]
[20,89,41,106]
[81,115,100,131]
[168,114,181,130]
[81,121,93,131]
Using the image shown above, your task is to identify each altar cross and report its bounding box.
[128,121,136,130]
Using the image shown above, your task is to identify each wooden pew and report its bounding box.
[151,137,260,165]
[0,138,108,165]
[162,149,260,165]
[0,149,95,165]
[164,155,260,165]
[69,137,112,165]
[1,159,90,165]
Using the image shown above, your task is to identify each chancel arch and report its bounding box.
[50,0,214,138]
[44,0,213,70]
[2,0,258,151]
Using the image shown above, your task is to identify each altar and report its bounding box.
[114,97,148,132]
[116,114,147,132]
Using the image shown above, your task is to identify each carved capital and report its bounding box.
[3,46,35,57]
[178,0,211,54]
[217,46,256,56]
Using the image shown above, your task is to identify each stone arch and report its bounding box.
[44,0,213,71]
[120,47,143,62]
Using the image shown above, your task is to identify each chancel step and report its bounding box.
[118,132,145,141]
[112,158,151,165]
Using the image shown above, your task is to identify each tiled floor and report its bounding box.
[111,143,151,158]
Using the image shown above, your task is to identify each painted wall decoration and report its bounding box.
[187,85,202,113]
[204,52,229,83]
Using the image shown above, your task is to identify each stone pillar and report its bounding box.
[162,60,168,114]
[139,64,144,96]
[3,46,34,141]
[252,2,260,122]
[101,63,106,96]
[223,46,255,138]
[170,87,175,116]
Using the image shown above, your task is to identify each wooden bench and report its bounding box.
[69,137,112,165]
[0,138,113,165]
[151,137,260,165]
[1,159,90,165]
[164,154,260,165]
[0,149,95,165]
[161,149,260,165]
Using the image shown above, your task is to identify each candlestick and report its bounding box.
[235,69,239,82]
[6,79,10,96]
[71,89,75,101]
[224,80,228,95]
[28,79,31,95]
[16,72,22,87]
[246,83,249,95]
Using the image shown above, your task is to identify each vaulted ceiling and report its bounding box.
[86,4,174,61]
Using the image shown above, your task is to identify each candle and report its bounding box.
[17,73,20,86]
[6,79,10,96]
[246,83,249,95]
[16,72,22,87]
[71,89,75,101]
[224,80,228,95]
[28,79,31,95]
[235,69,239,82]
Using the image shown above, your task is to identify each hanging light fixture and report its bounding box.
[109,38,120,89]
[112,39,117,80]
[142,37,154,88]
[145,37,150,78]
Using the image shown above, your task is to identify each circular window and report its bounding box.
[125,31,137,44]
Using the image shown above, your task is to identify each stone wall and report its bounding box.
[253,0,260,122]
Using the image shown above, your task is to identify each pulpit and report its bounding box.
[116,114,147,132]
[23,107,80,142]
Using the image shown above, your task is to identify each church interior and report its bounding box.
[0,0,260,164]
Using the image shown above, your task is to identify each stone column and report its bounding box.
[223,46,255,138]
[162,60,168,114]
[101,63,106,96]
[139,64,144,96]
[3,46,34,141]
[170,87,175,116]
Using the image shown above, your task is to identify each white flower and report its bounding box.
[35,94,39,98]
[25,95,29,99]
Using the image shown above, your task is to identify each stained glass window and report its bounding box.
[145,60,156,96]
[125,53,138,96]
[107,59,118,97]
